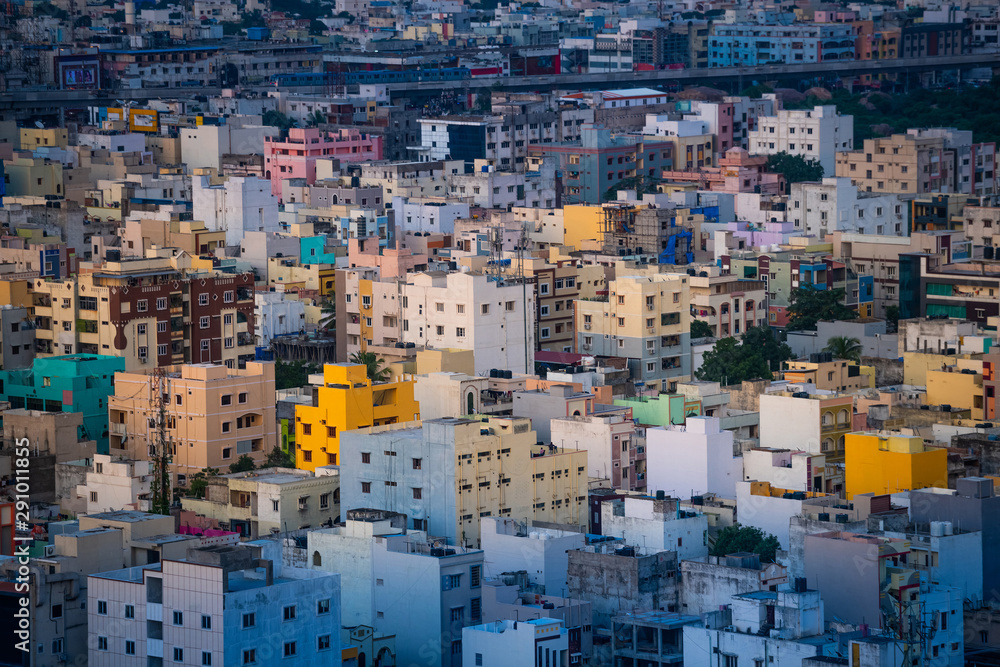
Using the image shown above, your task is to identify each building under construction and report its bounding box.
[601,204,694,266]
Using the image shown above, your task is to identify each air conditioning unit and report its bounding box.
[582,344,591,351]
[583,323,591,330]
[44,544,56,557]
[648,327,656,334]
[139,357,148,364]
[647,304,654,310]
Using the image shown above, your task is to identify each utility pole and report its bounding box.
[149,368,172,515]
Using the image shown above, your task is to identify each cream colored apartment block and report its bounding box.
[109,362,277,487]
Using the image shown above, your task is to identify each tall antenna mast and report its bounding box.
[149,367,172,515]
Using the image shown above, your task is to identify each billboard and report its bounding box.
[56,55,101,90]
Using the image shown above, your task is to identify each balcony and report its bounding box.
[236,332,254,346]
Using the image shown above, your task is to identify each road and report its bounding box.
[0,52,996,113]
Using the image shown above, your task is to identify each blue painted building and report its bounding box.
[709,23,855,67]
[0,355,125,454]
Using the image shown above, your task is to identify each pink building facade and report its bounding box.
[263,128,384,196]
[347,237,430,279]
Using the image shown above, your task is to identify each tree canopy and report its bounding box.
[228,455,256,474]
[766,152,824,190]
[786,287,858,332]
[690,319,714,339]
[350,350,390,383]
[710,524,781,563]
[695,325,792,385]
[262,110,297,135]
[275,359,318,390]
[824,335,862,363]
[263,445,295,469]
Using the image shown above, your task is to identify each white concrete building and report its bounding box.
[76,131,146,154]
[391,195,469,235]
[480,517,585,595]
[401,272,535,375]
[193,175,281,247]
[88,540,341,667]
[683,589,830,667]
[789,177,908,236]
[748,105,854,176]
[742,448,826,493]
[448,161,557,210]
[641,117,711,139]
[74,455,152,514]
[180,123,275,174]
[462,618,568,667]
[255,287,307,346]
[645,417,742,500]
[413,372,511,420]
[600,496,709,561]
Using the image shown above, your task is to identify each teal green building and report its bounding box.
[0,355,126,454]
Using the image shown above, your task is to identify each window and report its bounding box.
[317,599,330,615]
[413,487,422,499]
[470,565,482,588]
[97,600,107,615]
[138,323,147,335]
[481,304,490,315]
[506,301,515,311]
[362,452,371,464]
[201,614,211,629]
[242,613,255,629]
[137,300,148,312]
[98,637,108,651]
[243,649,256,665]
[199,294,209,306]
[158,321,167,333]
[456,327,466,337]
[451,607,464,621]
[202,652,212,666]
[124,604,135,619]
[138,346,148,359]
[320,493,330,509]
[157,297,167,310]
[318,635,331,651]
[173,610,184,625]
[283,642,297,658]
[436,325,444,336]
[362,482,371,493]
[224,291,234,303]
[125,640,136,656]
[200,316,210,329]
[174,647,184,662]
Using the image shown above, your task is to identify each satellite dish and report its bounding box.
[34,121,44,129]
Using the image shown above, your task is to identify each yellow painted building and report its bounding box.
[19,128,68,150]
[925,362,984,420]
[782,358,873,392]
[562,204,605,251]
[903,351,983,386]
[844,432,948,499]
[294,363,420,471]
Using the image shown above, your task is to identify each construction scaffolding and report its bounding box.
[601,204,694,265]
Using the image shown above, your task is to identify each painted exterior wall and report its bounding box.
[480,517,585,595]
[600,497,708,561]
[645,417,742,499]
[462,619,568,667]
[844,433,948,499]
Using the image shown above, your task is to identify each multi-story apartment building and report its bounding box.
[181,468,341,538]
[294,363,420,472]
[0,354,125,454]
[108,362,277,487]
[901,22,966,58]
[192,174,280,247]
[789,177,909,237]
[782,355,870,393]
[87,542,341,667]
[551,405,646,491]
[264,127,383,195]
[688,268,768,338]
[339,416,588,546]
[708,23,856,67]
[897,252,1000,325]
[575,271,691,392]
[835,133,956,195]
[759,389,855,462]
[308,516,484,667]
[748,105,854,176]
[29,255,257,371]
[335,269,535,375]
[678,94,778,156]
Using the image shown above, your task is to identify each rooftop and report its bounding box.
[612,609,701,628]
[85,510,168,524]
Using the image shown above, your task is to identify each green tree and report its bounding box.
[690,319,714,339]
[710,524,781,563]
[766,152,824,192]
[885,305,900,332]
[350,350,390,383]
[603,175,658,203]
[228,455,256,474]
[262,110,297,135]
[824,335,862,363]
[263,445,295,469]
[786,287,858,332]
[275,359,316,390]
[318,299,336,330]
[740,83,773,99]
[187,467,220,498]
[305,109,326,128]
[695,326,792,385]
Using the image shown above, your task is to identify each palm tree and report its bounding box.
[823,335,862,363]
[350,350,390,383]
[305,110,326,128]
[319,299,335,331]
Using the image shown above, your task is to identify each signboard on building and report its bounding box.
[56,54,101,90]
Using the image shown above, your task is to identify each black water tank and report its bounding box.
[818,512,830,522]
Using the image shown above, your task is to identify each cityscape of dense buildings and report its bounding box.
[2,0,1000,664]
